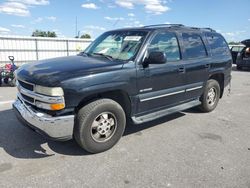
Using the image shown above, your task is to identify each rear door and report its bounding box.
[179,32,210,101]
[136,31,186,115]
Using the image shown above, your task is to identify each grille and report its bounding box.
[18,80,34,91]
[20,93,34,104]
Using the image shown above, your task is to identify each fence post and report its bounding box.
[35,38,39,60]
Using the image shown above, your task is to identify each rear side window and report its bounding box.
[206,33,230,56]
[182,33,207,59]
[148,32,181,61]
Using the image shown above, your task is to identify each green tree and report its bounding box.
[80,34,91,39]
[228,41,240,45]
[32,30,57,37]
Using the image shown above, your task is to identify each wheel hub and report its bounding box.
[207,87,216,106]
[97,119,112,135]
[91,112,116,142]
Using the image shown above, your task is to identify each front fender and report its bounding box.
[61,66,137,108]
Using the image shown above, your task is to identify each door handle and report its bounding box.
[178,67,185,73]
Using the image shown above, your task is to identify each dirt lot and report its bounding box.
[0,66,250,188]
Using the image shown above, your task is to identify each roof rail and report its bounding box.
[202,27,216,32]
[143,24,185,28]
[190,27,216,32]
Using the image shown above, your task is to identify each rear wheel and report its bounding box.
[199,79,220,112]
[74,99,126,153]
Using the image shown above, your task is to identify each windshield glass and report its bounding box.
[84,30,148,61]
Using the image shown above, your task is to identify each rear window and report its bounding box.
[206,33,230,56]
[182,33,207,59]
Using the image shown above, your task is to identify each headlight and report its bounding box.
[35,85,64,96]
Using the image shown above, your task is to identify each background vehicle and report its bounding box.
[13,24,232,153]
[230,45,245,64]
[0,56,18,87]
[236,39,250,70]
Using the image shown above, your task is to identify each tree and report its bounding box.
[32,30,57,37]
[228,41,240,45]
[80,34,91,39]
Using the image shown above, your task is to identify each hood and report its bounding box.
[241,39,250,47]
[16,55,124,86]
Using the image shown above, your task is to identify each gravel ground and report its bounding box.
[0,66,250,188]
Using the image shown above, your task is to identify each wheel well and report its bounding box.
[75,90,131,117]
[209,73,224,98]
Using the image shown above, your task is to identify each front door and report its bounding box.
[136,31,186,115]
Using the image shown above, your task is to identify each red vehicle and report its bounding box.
[0,56,18,87]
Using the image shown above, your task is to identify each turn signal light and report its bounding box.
[50,103,65,111]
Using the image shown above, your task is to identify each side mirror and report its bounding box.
[143,51,166,67]
[8,56,14,61]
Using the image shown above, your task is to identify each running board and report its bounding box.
[132,100,201,124]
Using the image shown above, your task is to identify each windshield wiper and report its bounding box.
[79,51,90,57]
[92,53,114,61]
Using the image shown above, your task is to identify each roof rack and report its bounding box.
[189,27,216,32]
[202,27,216,32]
[143,24,185,28]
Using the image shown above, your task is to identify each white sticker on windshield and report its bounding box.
[124,36,142,41]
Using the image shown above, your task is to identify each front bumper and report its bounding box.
[13,98,75,141]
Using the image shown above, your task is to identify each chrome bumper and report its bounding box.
[13,98,75,141]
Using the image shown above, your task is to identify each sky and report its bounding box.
[0,0,249,42]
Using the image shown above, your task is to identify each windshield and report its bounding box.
[84,30,148,61]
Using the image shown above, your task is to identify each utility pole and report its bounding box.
[75,16,78,38]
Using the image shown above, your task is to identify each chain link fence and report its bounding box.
[0,36,93,67]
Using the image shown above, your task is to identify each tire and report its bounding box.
[236,65,242,70]
[74,98,126,153]
[0,75,2,86]
[199,79,220,112]
[3,77,9,84]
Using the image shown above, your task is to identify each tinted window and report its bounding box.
[182,33,207,59]
[206,33,230,56]
[148,32,180,61]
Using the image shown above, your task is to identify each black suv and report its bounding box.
[236,39,250,70]
[13,24,232,153]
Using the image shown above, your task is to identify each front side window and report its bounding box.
[182,33,207,59]
[148,32,181,61]
[84,30,148,61]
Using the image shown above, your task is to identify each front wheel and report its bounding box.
[74,99,126,153]
[3,77,9,84]
[199,79,220,112]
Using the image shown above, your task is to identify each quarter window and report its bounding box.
[182,33,207,59]
[148,32,181,61]
[206,33,230,56]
